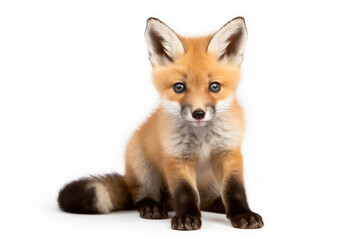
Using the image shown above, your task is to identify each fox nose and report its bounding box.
[192,109,205,120]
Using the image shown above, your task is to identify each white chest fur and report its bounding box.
[165,116,242,161]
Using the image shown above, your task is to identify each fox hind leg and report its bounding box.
[135,187,171,219]
[126,143,169,219]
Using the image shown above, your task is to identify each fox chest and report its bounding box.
[166,121,241,162]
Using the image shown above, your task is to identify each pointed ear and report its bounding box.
[145,18,185,66]
[207,17,248,65]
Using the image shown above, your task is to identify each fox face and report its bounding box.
[145,18,248,127]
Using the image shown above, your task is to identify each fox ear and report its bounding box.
[207,17,248,65]
[145,18,184,66]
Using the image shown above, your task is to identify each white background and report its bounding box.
[1,0,359,239]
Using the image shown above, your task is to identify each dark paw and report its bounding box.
[206,197,226,214]
[171,215,201,230]
[229,212,264,229]
[137,199,168,219]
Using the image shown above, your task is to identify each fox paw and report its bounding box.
[229,212,264,229]
[137,199,168,219]
[171,215,201,230]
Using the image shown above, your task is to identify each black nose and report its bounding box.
[192,110,205,120]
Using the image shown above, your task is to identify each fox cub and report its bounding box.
[58,17,263,230]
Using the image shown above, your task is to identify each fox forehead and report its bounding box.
[152,36,241,90]
[178,36,216,71]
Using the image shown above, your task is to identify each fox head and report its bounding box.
[145,17,248,127]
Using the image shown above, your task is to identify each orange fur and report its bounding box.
[58,17,263,230]
[125,35,244,204]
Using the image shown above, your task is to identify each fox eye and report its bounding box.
[209,82,221,93]
[173,82,186,93]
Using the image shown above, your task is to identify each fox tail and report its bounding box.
[58,173,133,214]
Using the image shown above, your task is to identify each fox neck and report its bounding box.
[162,101,242,160]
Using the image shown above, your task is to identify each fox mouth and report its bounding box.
[188,119,209,127]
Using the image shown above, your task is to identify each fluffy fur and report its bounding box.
[58,17,263,231]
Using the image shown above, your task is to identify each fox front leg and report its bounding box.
[164,156,201,231]
[212,149,264,229]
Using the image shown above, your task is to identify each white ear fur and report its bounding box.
[207,17,248,65]
[145,18,184,66]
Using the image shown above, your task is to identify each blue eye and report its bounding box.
[173,82,186,93]
[209,82,221,93]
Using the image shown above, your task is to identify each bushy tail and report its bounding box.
[58,173,133,214]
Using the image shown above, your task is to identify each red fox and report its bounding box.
[58,17,263,230]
